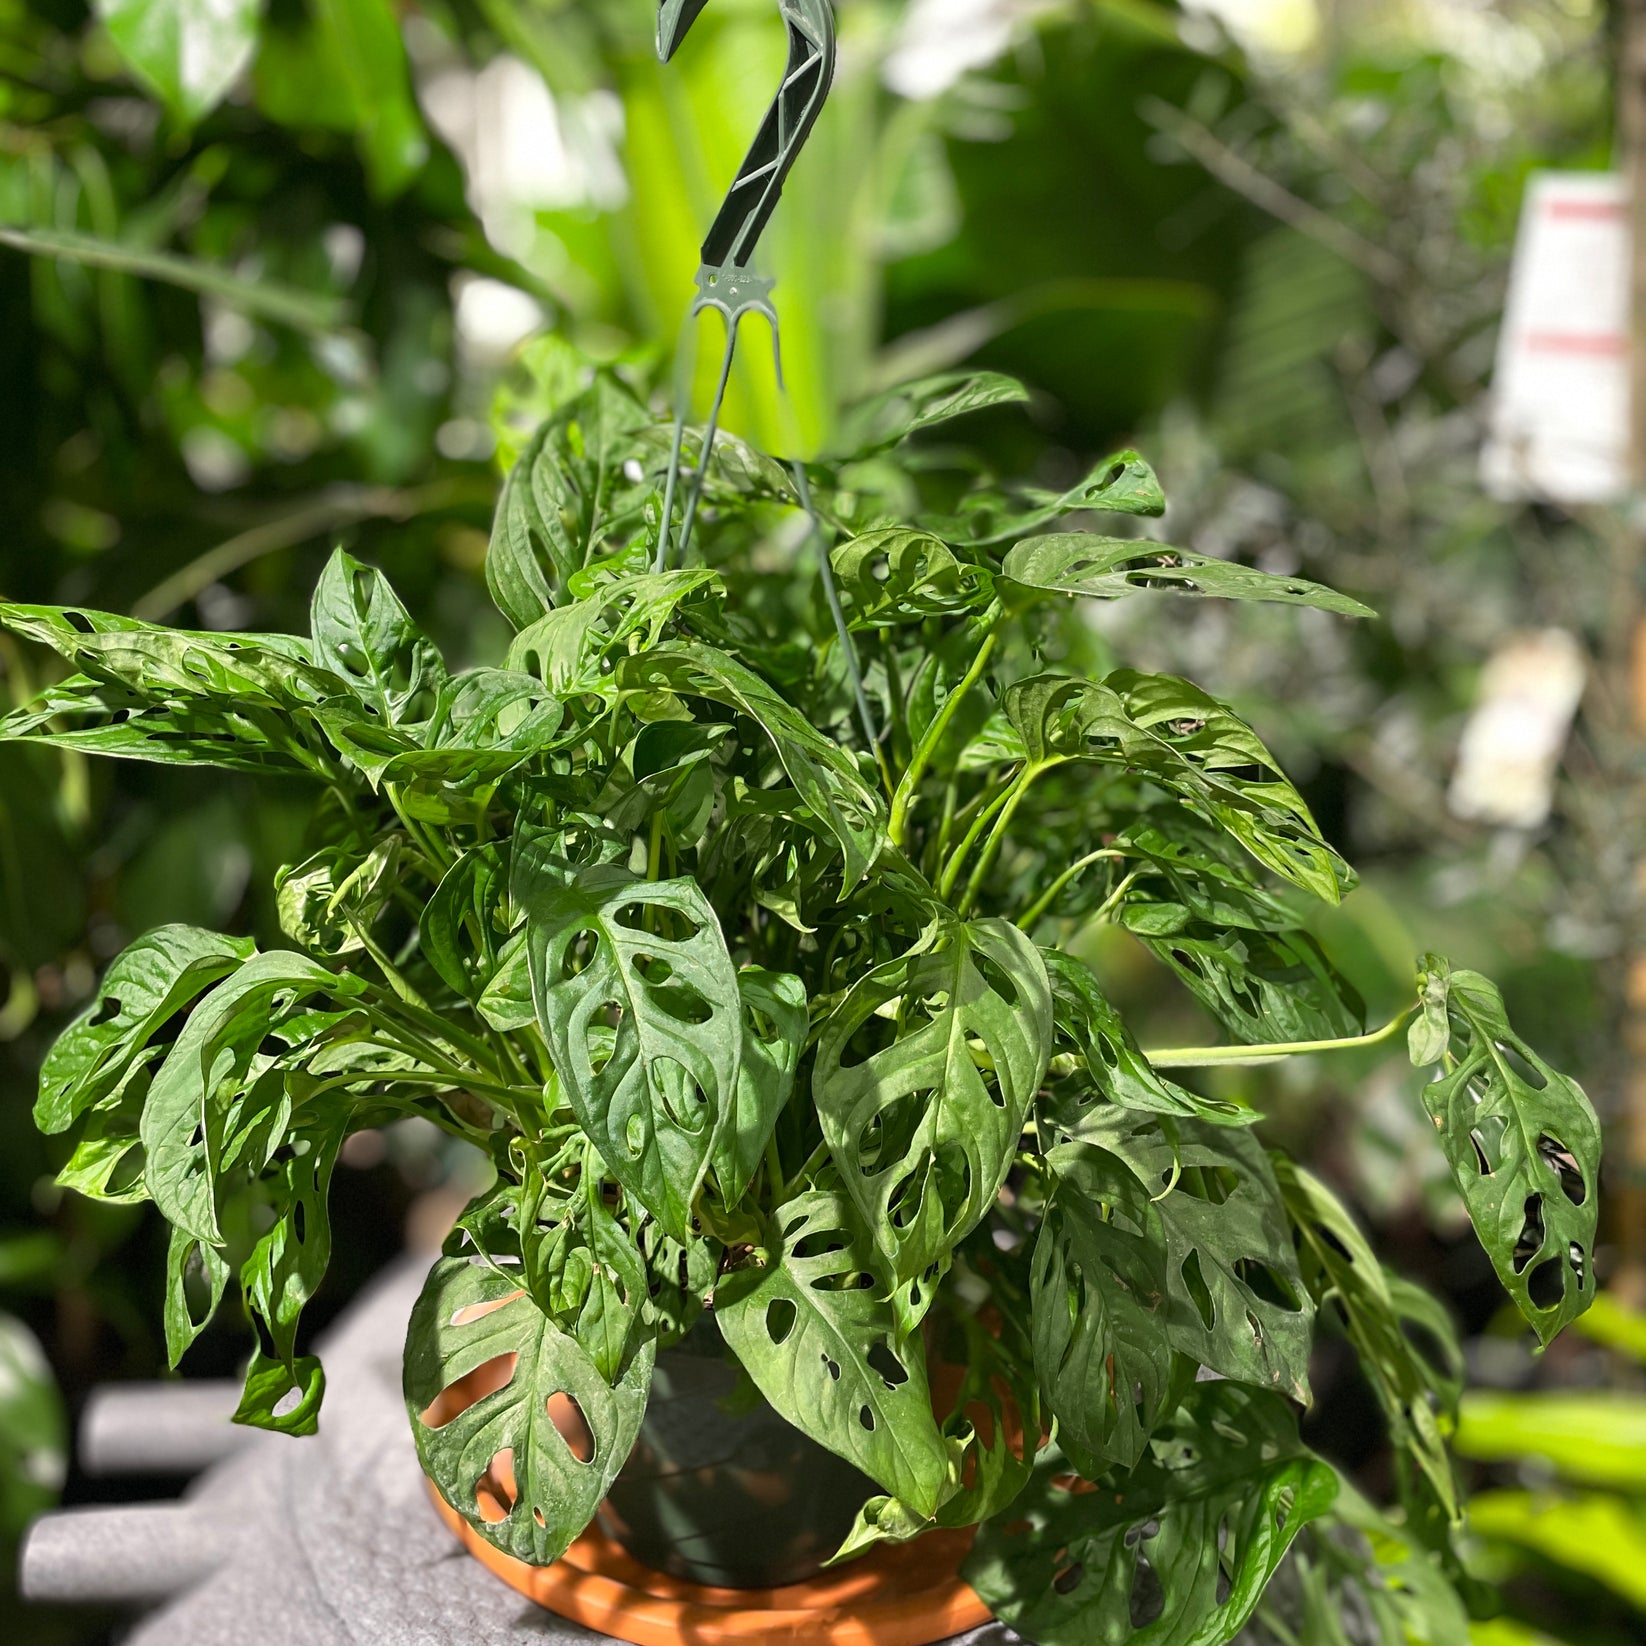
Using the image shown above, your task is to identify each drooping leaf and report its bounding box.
[831,530,992,629]
[1003,672,1350,905]
[36,926,255,1133]
[1042,948,1253,1126]
[714,1190,950,1516]
[838,370,1030,457]
[486,375,657,628]
[233,1347,326,1437]
[423,844,513,1003]
[1279,1160,1463,1531]
[1409,957,1600,1343]
[521,860,742,1241]
[712,967,807,1206]
[140,953,367,1243]
[1002,534,1374,618]
[932,449,1167,546]
[617,642,886,884]
[163,1224,230,1368]
[813,919,1051,1312]
[965,1382,1338,1646]
[312,0,428,197]
[1073,1109,1314,1400]
[404,1251,654,1565]
[97,0,260,125]
[310,549,445,724]
[1033,1142,1174,1477]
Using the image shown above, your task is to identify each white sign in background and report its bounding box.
[1482,171,1629,506]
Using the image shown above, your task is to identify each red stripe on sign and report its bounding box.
[1545,199,1626,221]
[1523,331,1626,356]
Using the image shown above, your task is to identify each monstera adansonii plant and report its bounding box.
[4,359,1599,1645]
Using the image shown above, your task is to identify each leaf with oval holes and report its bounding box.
[1042,948,1253,1128]
[713,1190,951,1516]
[1409,957,1600,1344]
[404,1251,655,1565]
[1075,1110,1313,1401]
[507,569,721,694]
[140,953,367,1244]
[1263,1479,1471,1646]
[35,925,255,1134]
[931,449,1167,547]
[521,862,743,1242]
[422,844,512,1003]
[830,530,992,630]
[486,375,657,628]
[1034,1143,1174,1478]
[233,1346,326,1437]
[964,1382,1338,1646]
[813,919,1052,1317]
[1278,1159,1463,1534]
[712,968,808,1206]
[309,548,445,724]
[1001,534,1375,618]
[615,643,886,885]
[1002,672,1350,906]
[276,838,400,959]
[163,1223,229,1368]
[241,1111,351,1368]
[837,370,1031,457]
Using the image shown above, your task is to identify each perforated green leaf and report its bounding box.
[310,549,445,723]
[838,370,1030,456]
[1034,1143,1174,1477]
[404,1252,654,1565]
[1002,534,1374,618]
[1042,948,1253,1127]
[831,530,991,629]
[714,1190,950,1515]
[521,862,742,1241]
[617,642,886,885]
[1075,1109,1313,1400]
[712,968,807,1206]
[1410,958,1600,1343]
[813,919,1051,1309]
[36,926,255,1134]
[965,1383,1338,1646]
[486,376,656,628]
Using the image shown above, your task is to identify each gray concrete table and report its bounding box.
[20,1260,1019,1646]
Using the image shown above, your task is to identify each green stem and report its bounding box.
[888,619,999,849]
[764,1131,787,1199]
[1144,1006,1415,1068]
[959,760,1059,917]
[936,776,1018,903]
[1016,848,1129,931]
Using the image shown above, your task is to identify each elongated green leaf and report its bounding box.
[1279,1161,1462,1529]
[521,861,742,1241]
[423,844,513,1003]
[1002,534,1374,618]
[310,549,445,724]
[404,1252,654,1565]
[714,1190,950,1515]
[1034,1143,1174,1477]
[1003,672,1349,905]
[313,0,428,197]
[37,926,255,1133]
[814,919,1051,1309]
[140,953,366,1243]
[617,643,886,885]
[276,839,400,958]
[712,968,807,1206]
[487,376,657,628]
[507,570,720,693]
[164,1225,230,1368]
[1043,948,1252,1126]
[1075,1110,1313,1400]
[965,1383,1338,1646]
[0,226,346,333]
[95,0,260,124]
[831,530,992,629]
[1410,958,1600,1343]
[838,371,1030,457]
[1455,1389,1646,1491]
[933,450,1166,547]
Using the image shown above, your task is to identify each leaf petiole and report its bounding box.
[1145,1004,1416,1068]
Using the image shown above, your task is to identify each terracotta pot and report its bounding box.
[423,1313,995,1646]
